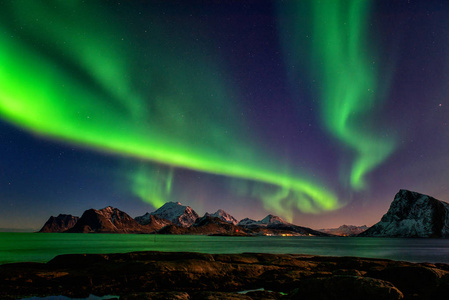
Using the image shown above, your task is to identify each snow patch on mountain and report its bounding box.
[260,214,289,225]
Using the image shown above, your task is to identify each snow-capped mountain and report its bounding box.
[237,214,289,227]
[67,206,151,233]
[259,214,289,226]
[204,209,238,225]
[360,189,449,237]
[142,202,199,227]
[38,214,79,233]
[237,218,258,226]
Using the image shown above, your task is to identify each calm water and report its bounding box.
[1,233,449,265]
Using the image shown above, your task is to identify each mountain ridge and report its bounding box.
[36,189,449,238]
[38,202,328,236]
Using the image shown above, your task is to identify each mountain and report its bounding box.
[134,213,174,231]
[191,216,246,235]
[237,214,290,227]
[67,206,151,233]
[237,218,258,226]
[38,214,79,233]
[238,214,329,236]
[262,222,330,237]
[204,209,238,225]
[359,189,449,238]
[158,216,247,235]
[259,214,289,226]
[37,203,333,236]
[318,225,368,236]
[143,202,199,227]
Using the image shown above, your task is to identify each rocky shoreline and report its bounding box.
[2,251,449,299]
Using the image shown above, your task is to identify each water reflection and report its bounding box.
[1,233,449,264]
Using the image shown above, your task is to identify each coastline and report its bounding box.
[2,251,449,300]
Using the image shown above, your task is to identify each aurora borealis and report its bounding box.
[295,0,396,190]
[1,0,449,230]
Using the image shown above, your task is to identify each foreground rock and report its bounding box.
[1,252,449,299]
[360,189,449,237]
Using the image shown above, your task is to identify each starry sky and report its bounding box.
[1,0,449,230]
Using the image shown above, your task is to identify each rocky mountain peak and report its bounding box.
[38,214,79,233]
[238,215,289,227]
[260,214,288,225]
[67,206,150,233]
[148,201,199,227]
[360,189,449,237]
[381,190,436,222]
[205,209,238,225]
[237,218,258,226]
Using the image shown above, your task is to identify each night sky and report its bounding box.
[1,0,449,230]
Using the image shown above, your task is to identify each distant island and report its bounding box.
[38,189,449,238]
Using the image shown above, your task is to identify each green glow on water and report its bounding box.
[1,233,448,265]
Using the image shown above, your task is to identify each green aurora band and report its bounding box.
[282,0,396,190]
[130,165,174,210]
[0,1,339,216]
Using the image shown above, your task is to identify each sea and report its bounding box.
[2,232,449,265]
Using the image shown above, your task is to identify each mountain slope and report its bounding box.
[191,216,246,235]
[134,213,174,231]
[38,214,79,233]
[360,189,449,237]
[158,216,247,235]
[67,206,151,233]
